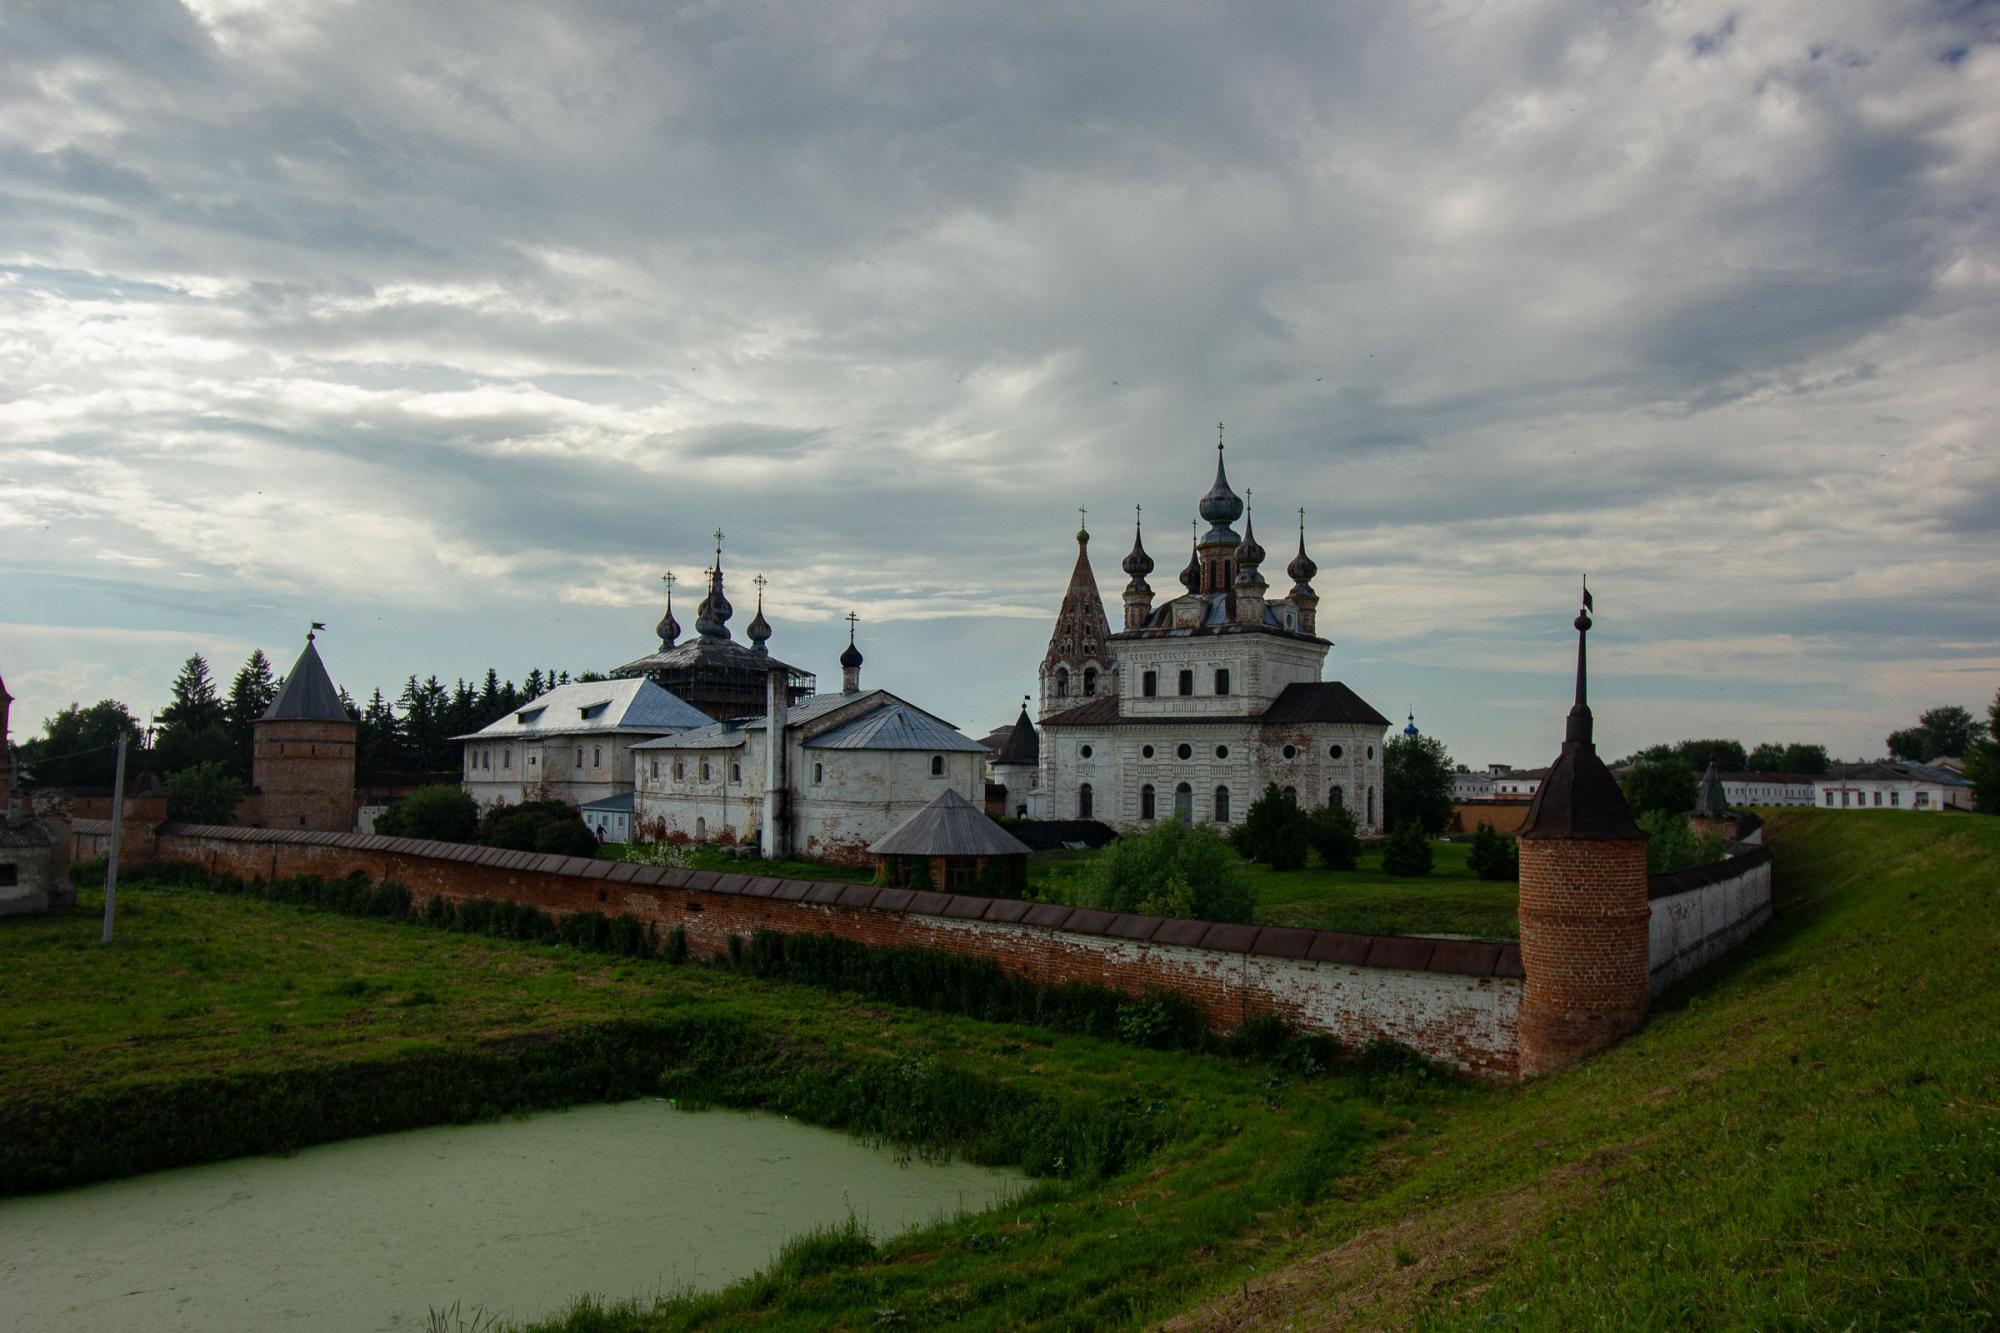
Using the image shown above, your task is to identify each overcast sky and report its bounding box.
[2,0,1996,766]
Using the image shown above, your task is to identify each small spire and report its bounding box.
[656,570,681,647]
[1121,504,1154,580]
[1179,526,1202,593]
[1238,493,1265,568]
[1077,505,1089,545]
[747,573,772,651]
[1287,507,1318,585]
[1567,577,1593,745]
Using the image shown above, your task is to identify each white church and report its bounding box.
[995,438,1391,832]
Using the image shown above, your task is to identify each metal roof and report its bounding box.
[869,788,1034,857]
[455,678,709,741]
[632,689,869,750]
[993,709,1040,766]
[1823,761,1971,787]
[805,701,986,752]
[1261,682,1391,727]
[262,639,349,722]
[579,791,635,812]
[609,635,810,683]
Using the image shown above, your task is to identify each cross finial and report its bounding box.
[1218,421,1226,452]
[1078,505,1087,529]
[845,610,859,644]
[713,528,724,563]
[661,570,675,592]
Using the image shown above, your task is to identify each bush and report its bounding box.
[1466,821,1518,882]
[480,799,593,854]
[1637,810,1726,873]
[1384,734,1456,836]
[1236,785,1312,871]
[163,761,244,826]
[1621,758,1697,821]
[1380,820,1434,877]
[1305,804,1361,871]
[1078,819,1252,922]
[375,784,478,843]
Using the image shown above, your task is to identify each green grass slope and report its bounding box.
[1172,810,2000,1329]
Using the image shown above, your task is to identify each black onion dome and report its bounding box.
[1287,529,1318,584]
[656,605,681,646]
[1121,523,1154,578]
[1198,448,1245,526]
[1179,542,1201,593]
[746,605,771,651]
[839,639,864,669]
[1238,510,1265,568]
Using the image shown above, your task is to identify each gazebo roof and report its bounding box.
[869,788,1033,858]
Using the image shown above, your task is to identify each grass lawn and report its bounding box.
[1030,838,1520,939]
[4,810,1992,1329]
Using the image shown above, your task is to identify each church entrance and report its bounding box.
[1173,782,1193,823]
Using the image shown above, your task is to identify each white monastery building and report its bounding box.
[1022,438,1391,832]
[456,677,709,810]
[1719,772,1817,807]
[1814,761,1974,812]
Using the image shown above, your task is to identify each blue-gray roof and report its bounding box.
[870,788,1033,857]
[806,701,986,752]
[455,678,709,740]
[580,792,635,813]
[263,639,349,723]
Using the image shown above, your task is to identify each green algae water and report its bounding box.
[0,1099,1021,1331]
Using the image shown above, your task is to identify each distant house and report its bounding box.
[580,792,635,844]
[1454,765,1546,800]
[1813,761,1974,812]
[455,678,709,811]
[1720,772,1817,807]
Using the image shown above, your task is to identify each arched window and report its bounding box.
[1329,785,1344,809]
[575,747,583,768]
[650,758,659,781]
[1214,786,1231,823]
[1214,668,1230,695]
[695,816,706,839]
[699,760,711,782]
[731,762,741,783]
[930,755,944,776]
[503,748,511,768]
[1142,670,1158,697]
[1140,784,1156,820]
[1055,667,1070,697]
[673,760,685,780]
[1177,669,1194,696]
[592,746,602,767]
[1083,667,1098,696]
[1174,782,1193,823]
[1078,783,1093,818]
[1283,786,1297,803]
[813,762,824,784]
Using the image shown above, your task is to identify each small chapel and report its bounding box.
[1018,434,1391,832]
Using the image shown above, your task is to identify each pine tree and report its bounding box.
[223,649,279,780]
[524,669,546,700]
[359,688,403,775]
[158,654,225,731]
[154,654,233,775]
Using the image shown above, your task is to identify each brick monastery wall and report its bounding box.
[1646,845,1773,997]
[71,821,1525,1079]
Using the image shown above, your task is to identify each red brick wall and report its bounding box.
[253,719,357,833]
[88,823,1527,1079]
[1515,835,1650,1076]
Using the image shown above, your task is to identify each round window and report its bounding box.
[1282,744,1297,759]
[1176,743,1193,760]
[1080,744,1093,759]
[1141,744,1155,759]
[1368,745,1376,759]
[1215,745,1229,759]
[1329,744,1344,759]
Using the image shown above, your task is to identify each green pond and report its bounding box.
[0,1099,1022,1331]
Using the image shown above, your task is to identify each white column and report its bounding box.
[762,667,784,858]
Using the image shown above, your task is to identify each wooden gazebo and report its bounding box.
[869,788,1032,894]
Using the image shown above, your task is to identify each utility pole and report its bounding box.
[102,731,127,944]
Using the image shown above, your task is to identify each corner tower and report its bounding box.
[1039,518,1114,718]
[253,629,357,832]
[1514,585,1650,1077]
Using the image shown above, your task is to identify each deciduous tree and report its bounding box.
[1384,733,1455,836]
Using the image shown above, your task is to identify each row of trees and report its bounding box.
[12,652,608,790]
[1613,738,1830,776]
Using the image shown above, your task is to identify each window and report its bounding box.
[1873,790,1881,806]
[1079,783,1093,818]
[1824,791,1834,807]
[1215,745,1229,759]
[1142,671,1158,698]
[503,748,511,768]
[1367,746,1375,759]
[673,760,684,780]
[1176,743,1192,760]
[813,761,824,784]
[1080,745,1093,759]
[1891,790,1900,807]
[529,755,537,767]
[1214,668,1230,695]
[1174,782,1193,823]
[575,747,583,768]
[1055,667,1070,698]
[593,746,602,767]
[1283,786,1296,803]
[1178,669,1194,696]
[1916,791,1930,809]
[1214,786,1230,822]
[0,862,17,886]
[1141,744,1155,758]
[1329,786,1344,809]
[1329,744,1344,759]
[1367,786,1375,825]
[650,758,659,780]
[1282,744,1297,759]
[731,762,742,783]
[700,760,711,782]
[695,816,706,839]
[931,755,944,775]
[1083,667,1098,696]
[1141,784,1156,820]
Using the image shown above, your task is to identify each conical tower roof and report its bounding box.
[994,701,1039,767]
[263,635,349,723]
[1519,585,1641,840]
[1045,526,1111,667]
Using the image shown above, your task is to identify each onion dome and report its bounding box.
[1121,512,1154,580]
[747,580,772,653]
[1287,514,1318,585]
[1179,539,1202,593]
[1237,507,1265,569]
[697,566,733,640]
[1404,711,1419,736]
[1198,441,1244,529]
[656,575,681,648]
[839,626,864,671]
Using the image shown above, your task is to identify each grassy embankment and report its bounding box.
[1167,809,2000,1328]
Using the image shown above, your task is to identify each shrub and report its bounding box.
[1079,819,1252,923]
[1466,821,1518,882]
[1384,733,1456,836]
[480,799,593,854]
[1305,804,1361,871]
[1637,810,1726,873]
[375,784,479,843]
[1380,820,1434,877]
[163,761,244,826]
[1236,785,1311,870]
